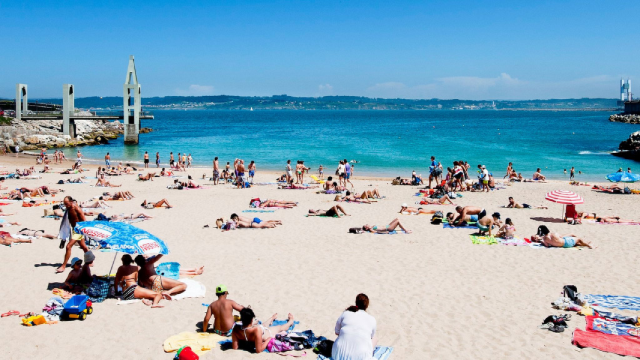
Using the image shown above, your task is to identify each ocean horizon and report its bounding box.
[59,109,639,181]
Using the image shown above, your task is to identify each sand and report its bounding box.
[0,154,638,359]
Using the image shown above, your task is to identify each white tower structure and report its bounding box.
[123,55,142,144]
[63,84,76,138]
[15,84,27,120]
[621,79,632,102]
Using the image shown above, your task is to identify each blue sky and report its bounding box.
[1,0,637,100]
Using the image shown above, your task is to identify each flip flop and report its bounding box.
[1,310,19,317]
[19,312,35,317]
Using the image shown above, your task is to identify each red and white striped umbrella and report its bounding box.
[544,190,584,205]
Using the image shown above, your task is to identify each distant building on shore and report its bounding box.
[618,79,632,108]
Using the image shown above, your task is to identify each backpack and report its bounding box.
[563,285,578,302]
[349,227,363,234]
[431,211,444,225]
[313,340,333,357]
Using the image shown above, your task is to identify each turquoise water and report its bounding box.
[61,110,639,181]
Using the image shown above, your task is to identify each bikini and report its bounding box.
[242,324,272,341]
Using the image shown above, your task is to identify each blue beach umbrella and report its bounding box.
[74,221,169,255]
[606,172,640,183]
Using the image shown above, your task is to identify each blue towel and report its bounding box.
[585,295,640,311]
[443,223,477,229]
[375,230,407,235]
[242,209,275,213]
[317,346,394,360]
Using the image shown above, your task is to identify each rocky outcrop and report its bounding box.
[140,127,153,133]
[0,118,125,152]
[619,131,640,151]
[610,113,640,124]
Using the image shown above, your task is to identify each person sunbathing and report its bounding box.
[64,177,86,184]
[135,255,187,300]
[231,308,296,353]
[531,229,593,249]
[338,192,371,204]
[0,230,33,246]
[81,199,111,209]
[446,212,478,225]
[142,199,172,209]
[418,194,455,205]
[254,199,297,208]
[532,168,546,181]
[230,214,282,228]
[496,218,516,239]
[96,176,121,187]
[138,172,155,181]
[109,213,153,221]
[101,191,134,201]
[20,187,45,198]
[593,184,628,193]
[362,188,382,199]
[115,255,164,308]
[505,197,547,209]
[0,218,20,227]
[578,211,597,220]
[279,180,318,189]
[308,205,349,218]
[595,216,638,224]
[0,208,14,216]
[361,218,412,234]
[399,204,437,215]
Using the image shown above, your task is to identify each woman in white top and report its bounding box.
[332,293,377,360]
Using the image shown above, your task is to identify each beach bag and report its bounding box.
[563,285,578,302]
[313,340,333,357]
[57,180,64,184]
[266,338,295,353]
[349,227,363,234]
[431,211,444,225]
[537,225,550,236]
[624,186,632,194]
[86,275,111,303]
[392,179,400,185]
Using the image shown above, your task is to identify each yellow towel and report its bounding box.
[310,175,325,184]
[163,332,225,355]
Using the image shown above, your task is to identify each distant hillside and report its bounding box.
[1,96,620,111]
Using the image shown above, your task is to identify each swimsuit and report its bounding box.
[214,328,234,337]
[242,324,272,341]
[563,237,577,248]
[151,275,164,293]
[478,209,486,219]
[469,215,479,222]
[122,284,137,300]
[477,223,489,232]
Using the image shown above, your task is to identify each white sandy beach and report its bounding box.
[0,154,639,359]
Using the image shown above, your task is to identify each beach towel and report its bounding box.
[185,186,211,190]
[317,346,394,360]
[164,332,225,355]
[585,295,640,311]
[171,278,206,301]
[218,320,300,351]
[305,215,339,218]
[573,316,640,357]
[469,235,498,245]
[590,316,640,337]
[242,209,276,213]
[58,209,71,242]
[528,243,583,250]
[443,222,477,229]
[375,230,408,235]
[584,220,640,226]
[497,237,528,246]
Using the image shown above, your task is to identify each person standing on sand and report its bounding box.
[202,285,245,335]
[14,144,19,157]
[105,152,111,167]
[156,152,160,168]
[77,150,82,165]
[144,151,149,168]
[177,153,181,168]
[286,160,293,184]
[56,196,89,273]
[248,161,256,184]
[213,157,220,185]
[344,159,354,189]
[170,152,175,167]
[187,154,192,168]
[570,167,575,180]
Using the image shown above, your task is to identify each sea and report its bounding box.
[59,110,639,181]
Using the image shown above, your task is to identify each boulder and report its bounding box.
[619,131,640,151]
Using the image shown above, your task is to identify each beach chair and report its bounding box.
[310,175,325,184]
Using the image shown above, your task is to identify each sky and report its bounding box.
[1,0,637,100]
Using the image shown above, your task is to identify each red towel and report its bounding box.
[573,316,640,357]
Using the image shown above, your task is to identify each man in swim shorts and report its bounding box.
[453,206,486,226]
[57,196,89,273]
[531,226,593,249]
[477,212,501,236]
[202,285,245,336]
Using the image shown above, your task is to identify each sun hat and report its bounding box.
[401,203,408,207]
[71,257,82,266]
[216,285,228,295]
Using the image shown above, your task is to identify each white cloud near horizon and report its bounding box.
[317,84,334,96]
[365,74,618,100]
[174,84,215,96]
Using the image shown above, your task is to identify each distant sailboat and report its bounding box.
[250,107,254,111]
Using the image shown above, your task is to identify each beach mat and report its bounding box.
[242,209,275,213]
[584,295,640,311]
[317,346,394,360]
[528,243,583,250]
[497,237,528,246]
[164,332,225,356]
[375,230,408,235]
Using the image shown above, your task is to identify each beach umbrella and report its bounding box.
[74,221,169,255]
[606,172,640,183]
[545,190,584,219]
[74,221,169,275]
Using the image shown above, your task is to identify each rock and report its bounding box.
[619,131,640,151]
[140,127,153,133]
[4,139,14,147]
[610,114,640,124]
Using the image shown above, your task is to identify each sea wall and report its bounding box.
[609,113,640,124]
[0,118,124,152]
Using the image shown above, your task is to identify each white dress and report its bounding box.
[332,310,376,360]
